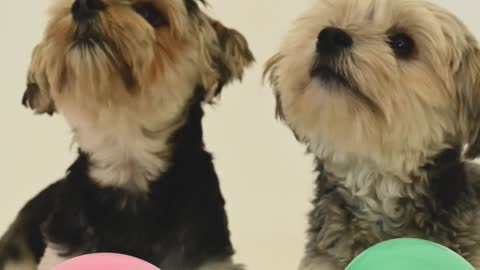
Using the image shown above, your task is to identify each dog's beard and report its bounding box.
[55,41,198,192]
[311,65,349,87]
[311,58,351,89]
[72,20,104,46]
[309,55,382,114]
[67,40,138,95]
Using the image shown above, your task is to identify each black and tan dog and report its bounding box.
[0,0,253,269]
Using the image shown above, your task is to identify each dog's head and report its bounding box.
[23,0,254,124]
[265,0,480,173]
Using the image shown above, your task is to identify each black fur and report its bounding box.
[423,147,471,211]
[3,88,235,270]
[274,92,285,121]
[184,0,201,15]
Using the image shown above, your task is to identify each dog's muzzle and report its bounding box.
[72,0,106,22]
[311,27,352,87]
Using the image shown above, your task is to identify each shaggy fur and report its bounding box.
[265,0,480,269]
[0,0,253,269]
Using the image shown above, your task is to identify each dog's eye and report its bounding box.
[133,3,167,28]
[388,33,416,59]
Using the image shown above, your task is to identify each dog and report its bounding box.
[0,0,253,269]
[265,0,480,269]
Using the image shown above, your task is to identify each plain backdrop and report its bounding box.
[0,1,479,270]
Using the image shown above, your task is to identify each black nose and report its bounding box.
[72,0,106,21]
[316,27,353,55]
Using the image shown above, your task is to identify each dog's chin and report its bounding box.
[72,37,104,48]
[310,64,351,89]
[71,22,106,47]
[310,63,379,110]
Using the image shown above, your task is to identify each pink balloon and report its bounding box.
[53,253,160,270]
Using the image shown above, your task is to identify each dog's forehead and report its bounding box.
[304,0,470,47]
[312,0,447,27]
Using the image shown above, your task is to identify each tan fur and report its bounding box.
[456,46,480,159]
[265,0,479,175]
[23,0,254,191]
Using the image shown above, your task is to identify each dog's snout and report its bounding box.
[316,27,353,55]
[72,0,106,21]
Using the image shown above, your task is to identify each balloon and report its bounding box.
[346,238,474,270]
[53,253,160,270]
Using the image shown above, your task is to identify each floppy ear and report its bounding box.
[264,53,286,120]
[22,44,56,115]
[456,44,480,159]
[202,19,254,102]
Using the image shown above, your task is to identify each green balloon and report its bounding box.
[346,238,474,270]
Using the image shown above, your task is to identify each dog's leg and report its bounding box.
[0,219,37,270]
[0,181,62,270]
[197,258,245,270]
[299,254,342,270]
[37,244,74,270]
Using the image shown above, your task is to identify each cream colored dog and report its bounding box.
[266,0,480,269]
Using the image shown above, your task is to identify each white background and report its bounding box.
[0,1,479,270]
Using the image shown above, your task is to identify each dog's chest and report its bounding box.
[41,161,233,270]
[43,199,203,269]
[45,195,175,259]
[310,193,480,265]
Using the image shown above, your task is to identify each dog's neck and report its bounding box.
[70,89,206,193]
[422,148,468,209]
[316,147,471,219]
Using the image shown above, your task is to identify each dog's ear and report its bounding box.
[202,19,254,102]
[264,53,286,120]
[456,43,480,159]
[22,44,56,115]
